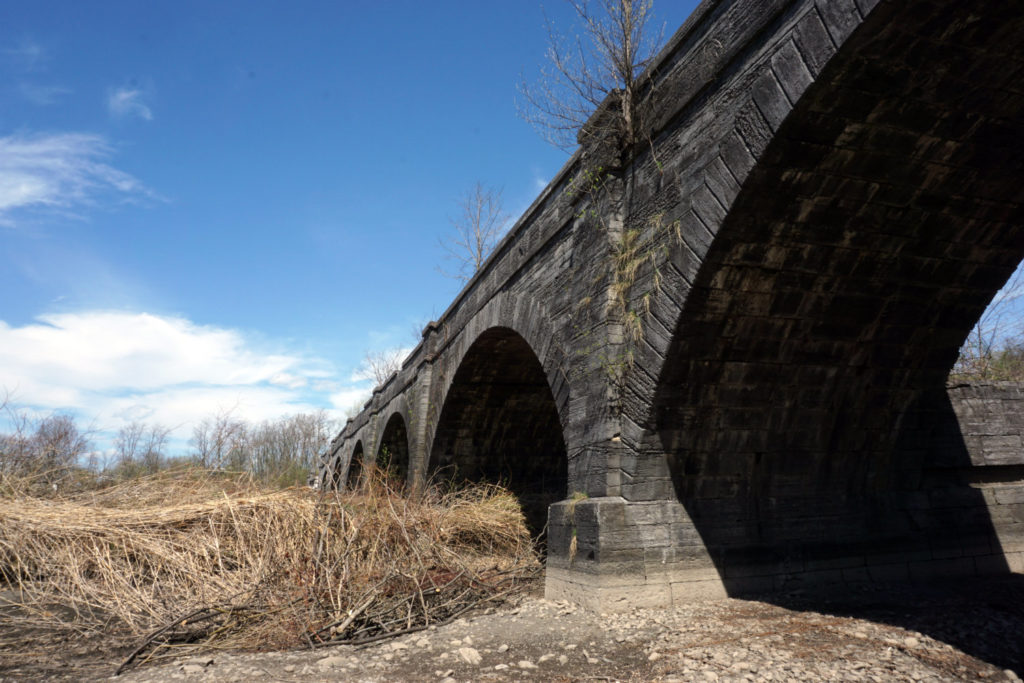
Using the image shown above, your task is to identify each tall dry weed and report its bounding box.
[0,467,538,670]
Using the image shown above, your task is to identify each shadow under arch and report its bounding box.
[428,326,568,534]
[346,440,365,490]
[648,0,1024,595]
[376,412,410,486]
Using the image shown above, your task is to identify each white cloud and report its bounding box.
[329,387,372,416]
[0,311,340,440]
[108,88,153,121]
[533,172,549,193]
[19,83,71,105]
[0,132,151,226]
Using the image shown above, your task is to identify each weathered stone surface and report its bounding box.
[321,0,1024,609]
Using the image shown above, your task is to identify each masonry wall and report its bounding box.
[940,384,1024,470]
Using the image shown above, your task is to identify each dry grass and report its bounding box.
[0,467,538,671]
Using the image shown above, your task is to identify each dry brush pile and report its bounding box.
[0,469,539,672]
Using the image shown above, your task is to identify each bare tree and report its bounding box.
[113,420,171,474]
[115,421,145,467]
[0,398,91,492]
[191,408,247,470]
[140,423,171,472]
[361,348,407,386]
[438,182,510,283]
[247,410,335,485]
[517,0,664,151]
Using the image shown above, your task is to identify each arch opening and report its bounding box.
[429,327,567,534]
[347,441,364,490]
[377,413,410,486]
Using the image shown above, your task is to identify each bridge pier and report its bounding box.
[546,479,1023,611]
[546,497,727,610]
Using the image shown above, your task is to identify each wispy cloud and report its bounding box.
[0,132,151,227]
[0,311,341,440]
[4,38,48,71]
[19,83,71,105]
[107,87,153,121]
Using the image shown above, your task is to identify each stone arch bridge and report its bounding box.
[322,0,1024,609]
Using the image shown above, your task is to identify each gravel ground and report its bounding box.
[3,575,1022,682]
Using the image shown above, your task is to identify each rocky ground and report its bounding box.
[3,575,1023,682]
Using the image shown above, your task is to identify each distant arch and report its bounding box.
[376,412,410,485]
[346,440,365,490]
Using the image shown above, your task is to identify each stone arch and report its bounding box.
[328,448,344,488]
[427,298,570,532]
[428,292,571,441]
[375,410,411,486]
[346,440,365,490]
[643,0,1024,571]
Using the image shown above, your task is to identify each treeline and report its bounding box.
[0,397,336,495]
[951,338,1024,382]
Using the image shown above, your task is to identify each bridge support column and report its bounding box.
[544,485,1024,611]
[544,497,726,611]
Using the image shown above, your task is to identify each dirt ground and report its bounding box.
[2,575,1023,682]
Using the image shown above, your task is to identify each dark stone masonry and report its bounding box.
[321,0,1024,609]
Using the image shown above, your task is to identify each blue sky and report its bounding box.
[0,1,700,453]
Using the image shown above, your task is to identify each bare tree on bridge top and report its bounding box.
[517,0,664,151]
[437,182,510,284]
[361,347,407,386]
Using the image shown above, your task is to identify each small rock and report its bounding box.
[904,637,920,649]
[416,637,431,648]
[497,644,509,653]
[558,655,569,665]
[538,653,554,663]
[392,641,409,651]
[440,670,454,678]
[184,657,214,667]
[458,647,482,666]
[181,664,204,675]
[495,664,509,670]
[519,660,538,669]
[1006,670,1021,682]
[463,636,473,646]
[703,672,719,682]
[564,644,577,650]
[317,655,346,670]
[648,651,662,662]
[440,679,456,683]
[283,665,295,673]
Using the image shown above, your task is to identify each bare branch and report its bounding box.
[437,182,510,283]
[517,0,664,151]
[361,348,407,386]
[952,265,1024,381]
